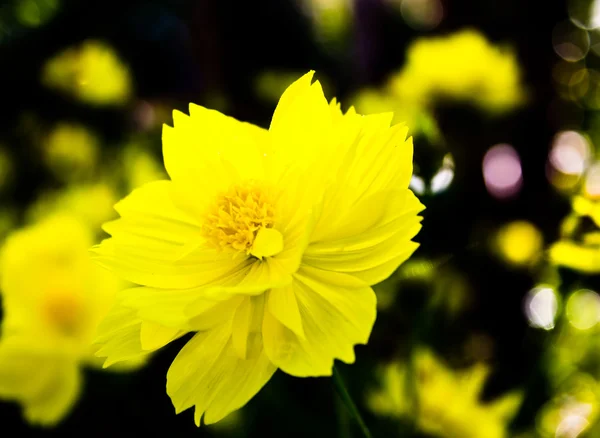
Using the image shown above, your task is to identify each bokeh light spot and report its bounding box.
[555,401,592,438]
[549,131,590,176]
[496,221,543,267]
[410,174,426,195]
[399,0,443,31]
[483,144,522,199]
[430,168,454,194]
[569,0,600,30]
[553,21,590,62]
[16,0,60,28]
[524,286,558,330]
[566,289,600,330]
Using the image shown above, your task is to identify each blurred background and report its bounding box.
[2,0,600,436]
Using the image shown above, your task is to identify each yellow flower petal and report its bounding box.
[269,71,333,171]
[140,321,182,351]
[304,190,424,284]
[93,180,248,289]
[118,286,229,328]
[112,258,287,330]
[269,167,319,274]
[187,297,244,331]
[309,117,415,243]
[185,258,293,303]
[250,227,284,259]
[0,336,81,426]
[266,283,304,338]
[162,105,269,217]
[166,323,276,426]
[263,266,375,377]
[231,295,265,359]
[94,305,176,367]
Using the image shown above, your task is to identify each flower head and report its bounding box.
[352,29,526,136]
[92,71,424,425]
[0,215,136,426]
[368,350,522,438]
[42,40,132,106]
[42,122,99,182]
[390,29,525,113]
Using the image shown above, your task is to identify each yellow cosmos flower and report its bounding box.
[0,215,138,426]
[42,40,132,106]
[26,183,118,235]
[368,350,522,438]
[92,71,424,425]
[352,88,427,136]
[352,30,525,137]
[390,29,525,113]
[43,122,99,182]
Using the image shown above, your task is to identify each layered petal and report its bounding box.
[94,304,182,367]
[269,167,321,275]
[167,322,276,426]
[163,104,270,217]
[263,266,376,377]
[304,190,424,285]
[269,71,332,173]
[92,180,249,289]
[107,255,292,334]
[309,115,415,243]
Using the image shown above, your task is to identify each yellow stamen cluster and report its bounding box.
[203,182,275,254]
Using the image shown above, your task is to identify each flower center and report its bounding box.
[202,182,283,259]
[43,290,85,336]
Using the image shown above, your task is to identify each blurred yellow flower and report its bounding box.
[352,88,428,136]
[26,183,118,234]
[92,71,424,425]
[390,29,525,113]
[353,29,525,136]
[42,40,132,106]
[495,221,543,267]
[572,195,600,227]
[0,215,139,426]
[549,239,600,273]
[545,189,600,273]
[122,144,168,192]
[43,122,99,182]
[368,349,522,438]
[373,258,470,316]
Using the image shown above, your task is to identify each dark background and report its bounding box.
[0,0,577,436]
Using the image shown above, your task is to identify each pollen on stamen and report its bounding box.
[202,181,276,255]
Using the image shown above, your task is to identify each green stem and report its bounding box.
[332,366,373,438]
